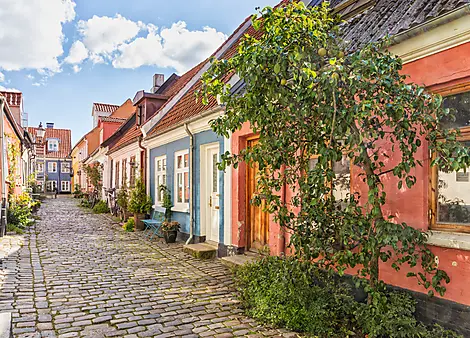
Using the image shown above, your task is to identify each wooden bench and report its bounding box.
[142,206,165,240]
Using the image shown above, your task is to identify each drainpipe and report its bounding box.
[138,136,146,185]
[184,123,194,245]
[279,164,287,255]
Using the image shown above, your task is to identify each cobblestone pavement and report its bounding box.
[0,197,298,338]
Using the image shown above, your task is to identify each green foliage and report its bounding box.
[80,198,91,208]
[128,178,152,214]
[83,164,103,197]
[159,185,173,222]
[235,257,462,338]
[73,184,83,198]
[117,183,129,211]
[93,200,110,214]
[123,217,135,232]
[7,192,35,233]
[200,1,468,302]
[6,139,20,190]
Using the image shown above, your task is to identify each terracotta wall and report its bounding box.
[230,41,470,305]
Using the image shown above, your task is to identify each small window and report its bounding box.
[115,161,120,188]
[174,150,190,211]
[36,162,44,173]
[155,156,167,205]
[46,180,57,192]
[48,162,57,173]
[48,139,59,152]
[61,162,71,174]
[130,156,136,187]
[122,159,127,187]
[61,181,70,192]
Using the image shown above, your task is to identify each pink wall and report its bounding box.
[230,41,470,305]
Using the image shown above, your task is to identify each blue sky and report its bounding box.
[0,0,279,144]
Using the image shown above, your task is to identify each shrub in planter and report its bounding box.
[159,185,179,243]
[73,184,82,198]
[128,178,152,231]
[123,217,135,232]
[93,200,110,214]
[117,184,129,220]
[7,192,35,233]
[80,198,91,208]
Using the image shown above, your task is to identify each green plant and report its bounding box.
[161,221,179,232]
[80,198,91,208]
[93,200,110,214]
[159,185,173,222]
[128,178,152,214]
[200,1,470,303]
[83,164,103,198]
[123,217,135,232]
[235,257,462,337]
[117,183,129,211]
[73,184,83,198]
[7,192,35,232]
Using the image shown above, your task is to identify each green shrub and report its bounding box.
[73,184,83,198]
[7,192,35,233]
[123,217,134,232]
[128,178,152,214]
[93,200,110,214]
[235,256,462,338]
[80,198,91,208]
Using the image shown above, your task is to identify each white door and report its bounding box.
[203,145,220,243]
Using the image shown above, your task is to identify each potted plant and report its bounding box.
[160,185,179,243]
[128,178,152,231]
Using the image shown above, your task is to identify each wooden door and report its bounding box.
[246,138,269,251]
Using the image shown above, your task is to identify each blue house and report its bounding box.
[29,123,72,193]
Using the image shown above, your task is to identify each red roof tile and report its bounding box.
[28,127,72,159]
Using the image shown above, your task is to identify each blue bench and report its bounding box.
[143,206,165,240]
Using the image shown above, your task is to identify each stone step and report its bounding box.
[221,254,260,269]
[0,312,12,338]
[183,243,217,259]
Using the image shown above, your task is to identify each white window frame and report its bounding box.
[48,139,59,152]
[46,180,57,192]
[154,155,167,206]
[36,162,44,173]
[61,181,70,192]
[174,149,190,212]
[61,162,71,174]
[48,162,57,173]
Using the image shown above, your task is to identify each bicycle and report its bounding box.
[106,188,119,217]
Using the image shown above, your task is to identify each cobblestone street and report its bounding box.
[0,197,297,338]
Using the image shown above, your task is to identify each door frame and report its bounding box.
[200,142,220,242]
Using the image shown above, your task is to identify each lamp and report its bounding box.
[37,122,45,139]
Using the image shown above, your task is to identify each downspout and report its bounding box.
[0,98,6,237]
[184,123,194,245]
[138,136,146,184]
[279,164,287,255]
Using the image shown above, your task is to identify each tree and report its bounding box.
[83,164,103,197]
[200,1,470,304]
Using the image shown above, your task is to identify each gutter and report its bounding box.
[184,123,195,245]
[391,4,470,46]
[0,98,6,237]
[138,136,146,185]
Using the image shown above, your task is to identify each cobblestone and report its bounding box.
[0,197,299,337]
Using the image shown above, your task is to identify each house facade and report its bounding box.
[29,123,72,193]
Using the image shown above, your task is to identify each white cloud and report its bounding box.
[0,0,76,72]
[0,85,20,92]
[77,14,144,62]
[65,41,88,64]
[0,72,4,83]
[72,65,81,73]
[113,21,227,73]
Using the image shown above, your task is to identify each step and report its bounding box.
[221,254,259,269]
[183,243,217,260]
[0,312,11,338]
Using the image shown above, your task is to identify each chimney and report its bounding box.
[151,74,164,93]
[46,122,54,129]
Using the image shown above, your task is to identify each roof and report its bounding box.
[0,91,22,107]
[324,0,470,50]
[108,99,137,119]
[92,102,120,115]
[100,116,127,123]
[1,93,24,142]
[28,127,72,159]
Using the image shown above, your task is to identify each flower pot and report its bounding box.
[134,213,146,231]
[164,230,177,244]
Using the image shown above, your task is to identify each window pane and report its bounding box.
[157,160,161,172]
[177,156,182,169]
[184,172,189,203]
[333,156,350,202]
[441,92,470,130]
[163,159,166,170]
[184,154,189,168]
[438,168,470,224]
[177,173,183,203]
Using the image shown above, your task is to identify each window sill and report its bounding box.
[172,205,189,213]
[427,230,470,251]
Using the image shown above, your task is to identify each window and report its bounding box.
[36,181,44,192]
[174,150,190,210]
[36,162,44,173]
[122,159,127,187]
[155,156,167,205]
[115,161,120,188]
[46,180,57,192]
[61,162,71,173]
[61,181,70,192]
[48,139,59,152]
[48,162,57,173]
[130,156,136,187]
[431,91,470,232]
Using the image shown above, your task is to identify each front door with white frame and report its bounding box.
[202,144,220,243]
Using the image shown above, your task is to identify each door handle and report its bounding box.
[209,196,212,207]
[215,206,220,210]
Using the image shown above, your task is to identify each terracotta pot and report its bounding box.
[134,213,146,231]
[164,230,177,244]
